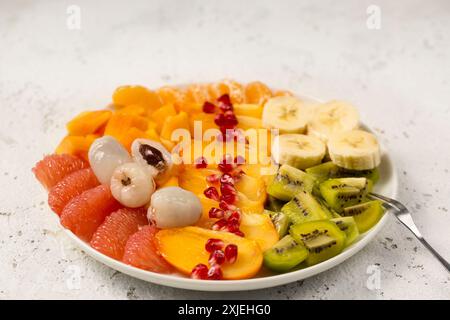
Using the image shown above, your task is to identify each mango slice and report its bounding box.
[55,134,99,161]
[155,226,263,280]
[112,85,162,113]
[233,103,263,119]
[66,110,112,136]
[240,213,279,251]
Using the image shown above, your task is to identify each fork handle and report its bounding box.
[395,214,450,272]
[418,237,450,272]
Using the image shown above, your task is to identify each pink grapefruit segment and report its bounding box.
[90,207,148,260]
[60,185,121,241]
[48,168,100,215]
[122,225,173,274]
[33,154,88,190]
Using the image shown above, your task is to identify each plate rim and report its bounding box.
[60,93,398,292]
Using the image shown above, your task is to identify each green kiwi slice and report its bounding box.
[263,235,309,272]
[319,177,372,212]
[265,195,286,212]
[264,210,290,238]
[267,164,316,201]
[306,161,380,184]
[281,191,331,225]
[331,217,359,246]
[342,200,384,233]
[290,220,346,266]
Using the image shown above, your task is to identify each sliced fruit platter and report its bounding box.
[33,80,394,288]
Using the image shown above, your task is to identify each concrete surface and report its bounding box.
[0,0,449,299]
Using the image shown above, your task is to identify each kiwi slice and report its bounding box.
[290,220,346,266]
[264,210,290,238]
[319,177,372,212]
[331,217,359,246]
[342,200,384,233]
[265,195,286,212]
[281,191,331,225]
[317,197,341,218]
[263,235,309,272]
[267,164,316,201]
[306,161,380,184]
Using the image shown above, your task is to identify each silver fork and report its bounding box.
[368,192,450,272]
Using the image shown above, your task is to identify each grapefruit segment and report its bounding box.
[122,225,174,274]
[60,185,121,241]
[33,154,88,190]
[48,168,100,215]
[91,207,148,260]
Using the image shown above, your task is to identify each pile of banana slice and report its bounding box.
[263,97,381,171]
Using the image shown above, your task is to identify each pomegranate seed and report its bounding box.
[216,130,233,142]
[209,207,225,219]
[205,238,224,253]
[195,156,208,169]
[218,155,234,173]
[214,113,226,127]
[209,249,226,265]
[220,173,234,185]
[220,193,238,205]
[227,211,241,224]
[226,219,240,233]
[223,111,238,126]
[191,264,209,279]
[217,94,233,111]
[219,200,236,211]
[204,186,220,201]
[225,244,238,264]
[212,219,228,231]
[234,155,245,165]
[220,183,236,196]
[202,101,216,113]
[206,174,220,184]
[207,265,223,280]
[233,230,245,237]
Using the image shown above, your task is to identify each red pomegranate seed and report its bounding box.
[220,193,238,205]
[227,211,241,224]
[207,265,223,280]
[217,94,232,111]
[191,263,209,279]
[234,155,245,165]
[209,207,225,219]
[206,174,220,184]
[209,250,225,265]
[233,230,245,237]
[218,155,234,173]
[226,220,240,233]
[223,111,238,126]
[204,186,220,201]
[202,101,216,113]
[195,156,208,169]
[219,200,236,211]
[212,219,228,231]
[220,173,234,185]
[214,113,226,127]
[225,244,238,264]
[205,238,224,253]
[216,130,233,142]
[220,182,236,196]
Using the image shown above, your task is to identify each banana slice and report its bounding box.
[308,100,359,142]
[272,134,326,169]
[327,130,381,170]
[262,97,309,133]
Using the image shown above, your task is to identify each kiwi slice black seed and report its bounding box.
[306,161,380,184]
[263,235,309,272]
[319,177,372,212]
[290,220,346,266]
[265,195,286,212]
[331,217,359,246]
[281,191,330,225]
[267,164,316,201]
[264,210,290,238]
[342,200,385,233]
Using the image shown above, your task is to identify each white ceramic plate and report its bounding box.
[61,94,398,291]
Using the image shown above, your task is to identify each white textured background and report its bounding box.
[0,0,449,299]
